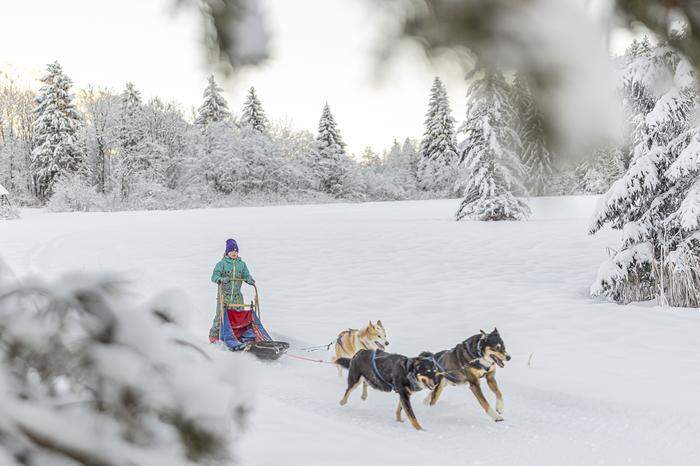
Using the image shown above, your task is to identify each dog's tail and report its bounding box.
[334,357,351,369]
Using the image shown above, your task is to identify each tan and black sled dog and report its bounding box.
[427,328,511,422]
[333,320,389,361]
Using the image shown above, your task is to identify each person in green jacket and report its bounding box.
[209,238,256,342]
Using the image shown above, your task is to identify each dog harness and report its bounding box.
[465,336,494,373]
[371,350,395,391]
[433,356,461,383]
[336,333,348,354]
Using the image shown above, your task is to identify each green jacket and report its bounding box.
[211,256,255,305]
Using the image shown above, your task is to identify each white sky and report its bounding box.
[0,0,469,155]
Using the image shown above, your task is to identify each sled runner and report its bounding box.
[214,283,289,360]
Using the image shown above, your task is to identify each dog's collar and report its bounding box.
[464,335,485,359]
[464,337,493,373]
[473,358,493,373]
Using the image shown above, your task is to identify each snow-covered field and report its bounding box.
[1,196,699,466]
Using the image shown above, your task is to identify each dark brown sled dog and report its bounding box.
[427,328,510,422]
[335,349,439,431]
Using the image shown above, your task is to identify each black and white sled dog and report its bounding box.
[335,349,439,431]
[426,328,511,422]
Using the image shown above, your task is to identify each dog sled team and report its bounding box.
[209,238,511,431]
[334,321,510,431]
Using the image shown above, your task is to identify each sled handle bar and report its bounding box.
[219,280,262,318]
[252,283,261,318]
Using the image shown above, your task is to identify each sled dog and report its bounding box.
[427,328,511,422]
[334,320,389,360]
[335,349,438,431]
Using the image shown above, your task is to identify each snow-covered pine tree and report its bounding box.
[382,139,417,192]
[663,127,700,306]
[360,146,381,169]
[402,137,420,185]
[417,77,459,194]
[116,82,149,198]
[195,76,232,191]
[576,146,624,194]
[590,39,700,305]
[30,62,82,202]
[195,75,231,126]
[314,103,349,197]
[511,73,554,196]
[456,70,530,221]
[385,139,402,168]
[241,86,269,132]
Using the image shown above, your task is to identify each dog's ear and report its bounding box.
[418,351,433,359]
[492,327,499,334]
[368,320,373,327]
[376,319,383,328]
[480,329,487,338]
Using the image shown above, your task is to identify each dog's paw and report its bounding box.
[339,399,347,406]
[488,408,504,422]
[423,396,432,406]
[361,394,367,401]
[496,399,504,414]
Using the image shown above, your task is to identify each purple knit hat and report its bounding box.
[225,239,239,254]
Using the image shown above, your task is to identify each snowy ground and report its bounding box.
[1,196,699,466]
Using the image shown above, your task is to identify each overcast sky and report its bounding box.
[1,0,636,156]
[0,0,473,155]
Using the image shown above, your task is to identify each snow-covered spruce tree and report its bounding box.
[382,139,418,193]
[116,82,149,199]
[30,62,83,202]
[417,77,459,194]
[402,137,421,186]
[576,146,624,194]
[456,71,530,221]
[385,140,402,169]
[590,39,700,305]
[195,76,232,191]
[0,269,253,465]
[195,75,231,127]
[314,103,349,197]
[511,73,554,196]
[241,87,268,133]
[360,146,381,169]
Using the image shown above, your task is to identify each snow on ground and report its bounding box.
[1,196,699,465]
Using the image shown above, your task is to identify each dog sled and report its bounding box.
[213,283,289,360]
